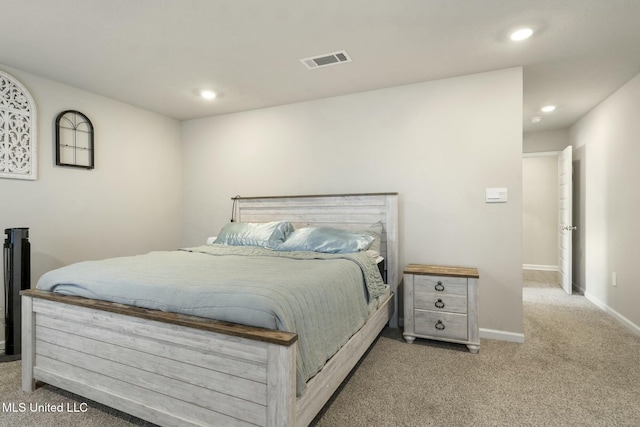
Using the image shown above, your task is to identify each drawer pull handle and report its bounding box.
[435,320,445,330]
[435,299,445,309]
[435,281,445,291]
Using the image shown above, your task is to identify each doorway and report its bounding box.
[523,148,575,294]
[522,152,560,278]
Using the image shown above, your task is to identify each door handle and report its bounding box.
[562,225,577,231]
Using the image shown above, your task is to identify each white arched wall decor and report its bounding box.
[0,69,37,180]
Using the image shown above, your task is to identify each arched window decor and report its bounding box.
[55,110,94,169]
[0,70,37,180]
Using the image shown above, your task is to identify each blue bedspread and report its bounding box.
[37,244,386,394]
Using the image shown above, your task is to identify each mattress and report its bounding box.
[37,244,387,394]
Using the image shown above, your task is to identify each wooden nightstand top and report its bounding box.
[404,264,479,279]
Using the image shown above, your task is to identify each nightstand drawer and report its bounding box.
[414,310,468,341]
[414,291,467,314]
[414,275,467,296]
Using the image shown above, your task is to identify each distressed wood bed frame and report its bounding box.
[21,193,399,427]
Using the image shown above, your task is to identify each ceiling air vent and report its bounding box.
[300,50,352,70]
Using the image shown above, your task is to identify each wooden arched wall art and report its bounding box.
[0,69,38,180]
[55,110,94,169]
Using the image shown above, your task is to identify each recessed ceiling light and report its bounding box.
[541,105,556,113]
[510,28,534,41]
[531,116,543,123]
[200,90,216,100]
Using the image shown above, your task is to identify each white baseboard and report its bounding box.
[523,264,558,271]
[583,291,640,338]
[480,328,525,343]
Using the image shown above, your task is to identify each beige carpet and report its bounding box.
[312,271,640,426]
[2,270,639,426]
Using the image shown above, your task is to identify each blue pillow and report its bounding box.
[215,221,294,249]
[276,227,374,254]
[356,221,383,255]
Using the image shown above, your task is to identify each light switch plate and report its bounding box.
[486,187,508,203]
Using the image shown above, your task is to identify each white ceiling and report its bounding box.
[2,0,640,133]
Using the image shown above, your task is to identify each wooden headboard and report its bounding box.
[234,193,399,326]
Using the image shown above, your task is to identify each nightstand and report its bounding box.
[403,264,480,353]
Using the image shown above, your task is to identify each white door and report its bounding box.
[558,146,574,294]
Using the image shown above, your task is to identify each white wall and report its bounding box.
[570,71,640,332]
[523,128,570,153]
[0,66,183,341]
[522,156,558,268]
[182,68,524,336]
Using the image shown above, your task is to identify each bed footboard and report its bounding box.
[21,290,297,427]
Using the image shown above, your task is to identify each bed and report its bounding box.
[21,193,399,427]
